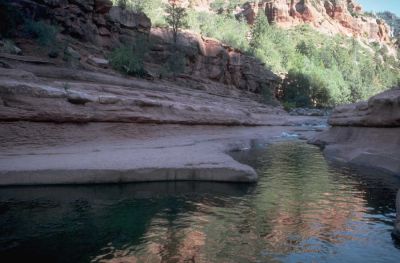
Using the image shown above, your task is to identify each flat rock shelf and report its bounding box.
[0,122,323,185]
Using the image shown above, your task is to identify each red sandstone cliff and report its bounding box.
[235,0,392,43]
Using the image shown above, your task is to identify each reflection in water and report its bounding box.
[1,142,400,262]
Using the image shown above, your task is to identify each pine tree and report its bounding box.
[164,1,188,45]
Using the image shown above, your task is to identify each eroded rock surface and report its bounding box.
[149,28,279,93]
[310,87,400,176]
[328,87,400,127]
[8,0,280,94]
[0,123,323,185]
[0,64,285,125]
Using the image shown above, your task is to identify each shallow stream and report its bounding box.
[1,141,399,262]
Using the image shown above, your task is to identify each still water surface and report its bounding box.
[1,141,400,262]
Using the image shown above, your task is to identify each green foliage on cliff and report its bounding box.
[164,2,188,44]
[128,2,399,107]
[253,14,399,107]
[112,0,165,26]
[187,10,399,107]
[187,11,249,50]
[210,0,247,13]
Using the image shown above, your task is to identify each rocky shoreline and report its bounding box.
[0,122,324,185]
[309,88,400,176]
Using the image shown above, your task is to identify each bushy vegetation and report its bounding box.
[109,36,148,77]
[187,11,399,107]
[165,1,188,44]
[187,11,250,50]
[24,20,59,46]
[112,0,165,26]
[251,13,399,107]
[210,0,247,13]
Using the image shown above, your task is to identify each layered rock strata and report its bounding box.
[0,61,285,125]
[237,0,392,43]
[310,88,400,176]
[8,0,280,94]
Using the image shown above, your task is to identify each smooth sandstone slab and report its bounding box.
[0,123,321,185]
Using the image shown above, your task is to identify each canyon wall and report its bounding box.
[238,0,392,43]
[0,0,287,125]
[9,0,279,94]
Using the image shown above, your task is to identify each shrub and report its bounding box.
[187,11,249,50]
[109,36,148,77]
[109,45,146,77]
[248,16,400,107]
[24,20,58,46]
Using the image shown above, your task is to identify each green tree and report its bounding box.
[250,11,269,52]
[164,1,188,45]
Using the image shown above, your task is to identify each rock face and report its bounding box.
[8,0,280,95]
[149,28,278,93]
[0,62,286,125]
[378,11,400,38]
[328,88,400,127]
[10,0,151,46]
[310,87,400,176]
[238,0,392,43]
[394,189,400,240]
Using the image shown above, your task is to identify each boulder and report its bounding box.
[328,87,400,127]
[64,47,81,68]
[310,88,400,175]
[64,47,81,61]
[87,55,109,68]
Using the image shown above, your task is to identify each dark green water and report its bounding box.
[1,141,400,262]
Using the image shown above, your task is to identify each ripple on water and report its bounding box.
[0,141,400,262]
